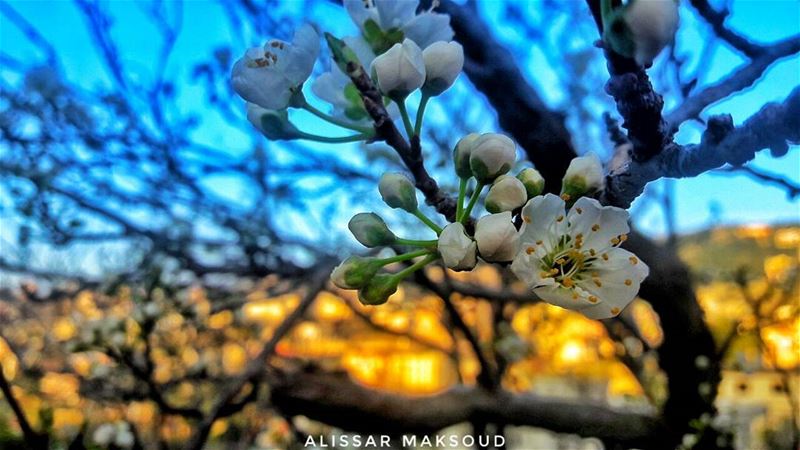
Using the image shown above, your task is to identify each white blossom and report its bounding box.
[474,211,519,262]
[469,134,517,183]
[231,24,320,110]
[422,41,464,96]
[370,39,426,99]
[438,223,477,271]
[511,194,649,319]
[344,0,454,51]
[485,175,527,213]
[624,0,680,65]
[561,153,604,200]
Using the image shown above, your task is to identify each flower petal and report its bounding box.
[283,24,320,85]
[402,12,454,49]
[375,0,418,30]
[576,248,649,319]
[533,283,595,310]
[344,0,379,32]
[568,197,630,252]
[518,193,566,253]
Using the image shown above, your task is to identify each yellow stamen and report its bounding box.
[624,279,633,286]
[523,216,531,223]
[629,256,638,265]
[535,240,543,245]
[526,246,535,255]
[589,249,596,256]
[556,215,564,222]
[588,295,598,303]
[561,193,571,201]
[610,237,620,245]
[576,207,583,214]
[593,279,602,287]
[611,307,620,315]
[602,253,609,261]
[591,224,600,232]
[562,277,574,287]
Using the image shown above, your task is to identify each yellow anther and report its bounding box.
[526,246,535,255]
[629,256,638,265]
[576,207,583,214]
[561,193,571,201]
[556,258,566,265]
[591,224,600,232]
[589,249,596,256]
[562,277,574,287]
[619,234,628,242]
[611,307,620,315]
[523,216,531,223]
[536,240,543,245]
[624,279,633,286]
[593,279,603,287]
[610,237,620,245]
[556,215,564,222]
[602,253,609,261]
[572,292,579,300]
[588,295,599,303]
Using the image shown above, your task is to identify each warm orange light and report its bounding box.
[762,323,799,369]
[243,301,285,323]
[558,340,585,365]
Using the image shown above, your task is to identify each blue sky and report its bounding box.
[2,0,798,241]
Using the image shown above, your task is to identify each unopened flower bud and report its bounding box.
[485,175,527,213]
[605,0,679,66]
[370,39,425,100]
[378,172,418,212]
[358,273,399,306]
[331,256,382,289]
[247,103,302,140]
[348,213,397,248]
[469,134,517,183]
[437,223,477,271]
[474,211,519,262]
[561,153,604,200]
[454,133,480,179]
[422,41,464,96]
[517,168,545,198]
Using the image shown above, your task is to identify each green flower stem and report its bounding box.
[300,101,373,134]
[413,93,430,137]
[395,238,438,248]
[412,209,443,235]
[390,253,439,282]
[297,130,373,143]
[396,99,415,138]
[459,182,485,223]
[456,177,468,220]
[379,248,432,265]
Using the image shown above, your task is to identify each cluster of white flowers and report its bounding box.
[229,1,656,318]
[231,0,462,136]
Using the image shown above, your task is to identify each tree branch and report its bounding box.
[602,87,800,207]
[269,370,666,448]
[183,265,331,450]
